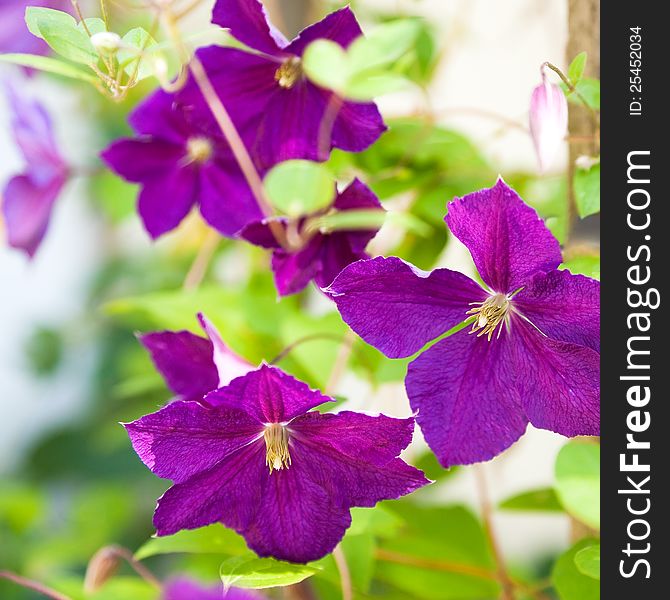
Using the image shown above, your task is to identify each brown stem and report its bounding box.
[375,549,500,582]
[0,571,72,600]
[107,546,162,589]
[474,467,515,600]
[183,229,220,290]
[318,93,344,158]
[542,62,599,130]
[326,329,355,395]
[270,333,347,365]
[333,545,353,600]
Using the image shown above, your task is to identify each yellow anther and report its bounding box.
[263,423,292,473]
[186,137,213,164]
[466,293,511,341]
[275,57,303,89]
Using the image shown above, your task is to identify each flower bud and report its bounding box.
[91,31,122,55]
[529,76,568,172]
[84,546,121,593]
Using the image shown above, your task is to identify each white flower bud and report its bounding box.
[91,31,122,55]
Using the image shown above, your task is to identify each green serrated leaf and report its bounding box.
[220,556,321,590]
[134,524,248,560]
[0,53,97,83]
[499,487,563,512]
[574,544,600,580]
[264,160,335,217]
[555,441,600,530]
[568,52,587,84]
[552,539,600,600]
[574,161,600,218]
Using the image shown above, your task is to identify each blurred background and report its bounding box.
[1,0,599,598]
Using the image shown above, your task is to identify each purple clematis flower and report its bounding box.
[124,364,429,563]
[2,83,69,257]
[140,313,253,404]
[240,178,383,296]
[164,577,265,600]
[0,1,66,55]
[181,0,386,170]
[327,179,600,467]
[101,88,262,239]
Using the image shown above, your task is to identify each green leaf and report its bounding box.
[499,487,563,512]
[308,209,387,233]
[574,161,600,218]
[575,544,600,580]
[561,254,600,280]
[264,160,336,217]
[25,7,77,39]
[346,71,411,100]
[78,18,107,36]
[551,539,600,600]
[26,8,98,65]
[134,524,248,560]
[302,39,349,93]
[348,20,422,73]
[554,441,600,530]
[219,556,321,590]
[572,77,600,110]
[118,27,161,82]
[568,52,587,84]
[0,53,97,83]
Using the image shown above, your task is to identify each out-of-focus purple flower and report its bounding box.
[139,313,253,404]
[328,179,600,468]
[125,364,429,563]
[240,179,383,296]
[2,83,68,257]
[0,1,67,55]
[101,88,263,239]
[164,577,265,600]
[529,73,568,172]
[179,0,386,170]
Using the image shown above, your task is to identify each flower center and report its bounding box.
[466,293,511,341]
[185,136,213,164]
[263,423,291,473]
[275,57,303,89]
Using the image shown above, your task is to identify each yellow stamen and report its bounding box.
[263,423,291,473]
[275,57,303,89]
[466,293,511,341]
[186,136,213,164]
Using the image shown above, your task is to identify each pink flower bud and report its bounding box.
[529,78,568,172]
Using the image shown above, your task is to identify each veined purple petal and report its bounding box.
[124,400,262,484]
[333,178,384,253]
[199,159,263,237]
[139,330,219,402]
[316,234,367,290]
[211,0,288,55]
[164,578,264,600]
[271,236,324,296]
[2,173,65,257]
[137,166,199,239]
[513,269,600,352]
[406,329,529,467]
[328,256,487,358]
[286,6,364,55]
[205,364,333,423]
[329,97,387,156]
[198,313,254,387]
[510,316,600,437]
[446,178,562,294]
[101,138,185,183]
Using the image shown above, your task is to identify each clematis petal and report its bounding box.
[285,6,364,55]
[243,457,352,563]
[137,165,199,239]
[205,364,333,423]
[290,411,430,506]
[139,330,219,402]
[128,88,190,141]
[513,269,600,351]
[124,400,261,484]
[197,313,253,387]
[164,578,264,600]
[2,173,65,258]
[101,139,184,183]
[211,0,288,55]
[271,236,324,296]
[198,159,263,237]
[333,178,384,253]
[406,329,529,467]
[446,178,562,293]
[510,317,600,437]
[239,218,285,249]
[329,98,387,157]
[328,256,487,359]
[154,440,266,535]
[316,234,366,290]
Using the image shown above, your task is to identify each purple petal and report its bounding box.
[333,178,384,253]
[211,0,287,55]
[286,6,364,55]
[124,400,262,484]
[164,578,264,600]
[406,329,529,467]
[239,218,285,249]
[101,138,185,183]
[138,330,219,402]
[128,88,191,141]
[510,317,600,437]
[446,178,562,293]
[315,234,366,290]
[205,364,333,423]
[329,98,387,156]
[0,1,66,55]
[198,159,263,237]
[291,411,430,505]
[513,269,600,351]
[271,236,324,296]
[2,173,65,257]
[197,313,253,387]
[328,256,487,358]
[137,166,199,239]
